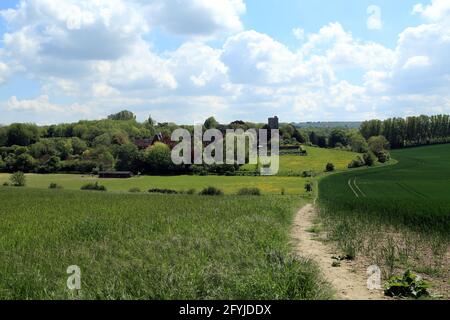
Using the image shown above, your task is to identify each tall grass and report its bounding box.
[0,188,331,300]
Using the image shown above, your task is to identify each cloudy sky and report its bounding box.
[0,0,449,125]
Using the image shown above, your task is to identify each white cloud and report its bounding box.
[292,28,305,40]
[367,5,383,30]
[143,0,246,37]
[222,30,309,85]
[0,62,9,85]
[412,0,450,21]
[301,22,394,70]
[403,55,431,69]
[4,95,89,115]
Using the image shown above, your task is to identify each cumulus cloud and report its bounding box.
[413,0,450,21]
[1,0,450,123]
[4,95,89,114]
[292,28,305,40]
[143,0,246,37]
[0,62,9,85]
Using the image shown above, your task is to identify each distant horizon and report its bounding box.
[2,112,450,127]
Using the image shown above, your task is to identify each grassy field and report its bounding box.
[0,187,330,300]
[242,146,359,176]
[318,144,450,286]
[0,173,309,195]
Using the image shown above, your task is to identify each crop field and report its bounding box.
[0,173,309,195]
[242,146,359,176]
[0,187,331,300]
[320,144,450,235]
[318,144,450,287]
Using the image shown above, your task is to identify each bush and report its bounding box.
[325,163,335,172]
[49,183,63,189]
[148,188,178,194]
[237,188,261,196]
[363,152,376,167]
[305,183,313,193]
[302,171,315,178]
[2,182,10,187]
[199,186,223,196]
[377,150,391,163]
[384,270,430,298]
[348,157,365,169]
[81,182,107,192]
[10,172,26,187]
[129,187,141,193]
[186,188,196,195]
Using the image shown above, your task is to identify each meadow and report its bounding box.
[318,144,450,287]
[0,147,359,195]
[0,173,309,195]
[242,146,359,176]
[0,187,331,300]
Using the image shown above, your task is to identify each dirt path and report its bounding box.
[292,204,385,300]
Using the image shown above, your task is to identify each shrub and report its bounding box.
[384,270,430,298]
[49,183,63,189]
[81,182,107,192]
[148,188,178,194]
[237,188,261,196]
[363,152,376,167]
[348,157,365,169]
[199,186,223,196]
[129,187,141,193]
[186,189,196,195]
[377,150,391,164]
[325,163,335,172]
[305,183,313,193]
[10,172,26,187]
[2,182,10,187]
[302,171,315,178]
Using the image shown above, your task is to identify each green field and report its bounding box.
[0,188,330,299]
[242,146,360,176]
[319,144,450,235]
[318,144,450,285]
[0,173,309,195]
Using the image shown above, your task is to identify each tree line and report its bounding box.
[360,115,450,148]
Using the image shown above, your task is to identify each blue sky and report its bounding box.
[0,0,449,125]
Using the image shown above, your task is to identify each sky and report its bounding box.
[0,0,449,125]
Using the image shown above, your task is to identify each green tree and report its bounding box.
[347,132,369,153]
[144,142,173,174]
[108,110,136,121]
[368,136,390,154]
[329,129,348,148]
[7,123,40,146]
[15,154,37,172]
[115,144,139,172]
[204,117,219,130]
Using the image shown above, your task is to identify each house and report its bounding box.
[99,171,133,179]
[134,132,164,150]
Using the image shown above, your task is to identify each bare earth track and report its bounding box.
[292,204,385,300]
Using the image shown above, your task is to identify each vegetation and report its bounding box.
[80,182,107,192]
[0,188,331,299]
[237,188,262,196]
[0,173,311,195]
[384,270,430,299]
[10,171,26,187]
[199,186,224,196]
[319,144,450,283]
[49,183,63,189]
[325,163,335,172]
